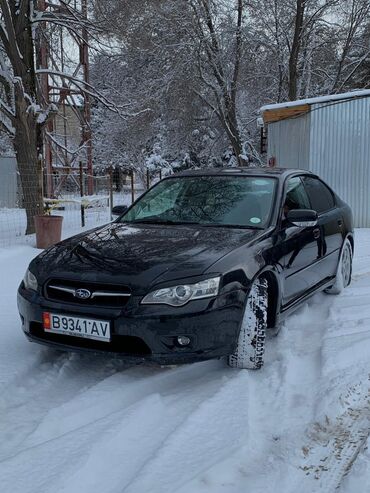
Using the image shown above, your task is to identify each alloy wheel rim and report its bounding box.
[341,245,351,287]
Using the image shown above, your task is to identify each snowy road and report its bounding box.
[1,230,370,493]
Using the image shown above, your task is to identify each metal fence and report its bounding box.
[0,171,111,248]
[0,165,165,247]
[0,164,168,247]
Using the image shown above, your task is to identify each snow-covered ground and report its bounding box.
[1,230,370,493]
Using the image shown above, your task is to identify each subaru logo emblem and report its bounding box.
[75,288,91,300]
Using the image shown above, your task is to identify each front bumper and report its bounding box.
[17,284,246,365]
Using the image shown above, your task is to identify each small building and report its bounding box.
[260,90,370,227]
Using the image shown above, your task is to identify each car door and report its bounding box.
[301,176,343,281]
[276,176,323,306]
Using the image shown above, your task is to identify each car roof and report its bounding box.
[171,167,312,180]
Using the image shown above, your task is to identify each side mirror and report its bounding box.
[112,205,128,217]
[286,209,318,227]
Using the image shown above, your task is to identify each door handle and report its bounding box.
[338,219,343,227]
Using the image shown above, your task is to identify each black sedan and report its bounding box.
[18,168,354,369]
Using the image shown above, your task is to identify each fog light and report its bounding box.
[177,336,191,346]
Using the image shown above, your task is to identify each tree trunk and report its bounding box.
[222,108,244,166]
[9,0,45,235]
[191,0,245,166]
[13,93,44,234]
[288,0,305,101]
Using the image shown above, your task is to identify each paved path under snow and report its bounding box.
[1,230,370,493]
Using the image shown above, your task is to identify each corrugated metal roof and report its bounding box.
[261,89,370,112]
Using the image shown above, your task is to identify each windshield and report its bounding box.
[119,176,277,229]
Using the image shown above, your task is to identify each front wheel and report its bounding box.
[325,238,353,295]
[228,278,268,370]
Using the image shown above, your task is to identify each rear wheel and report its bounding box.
[325,238,352,295]
[228,278,268,370]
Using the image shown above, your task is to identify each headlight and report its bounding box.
[141,277,220,307]
[23,269,38,291]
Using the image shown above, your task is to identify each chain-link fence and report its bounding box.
[44,171,111,232]
[0,172,111,246]
[0,164,164,247]
[0,166,112,247]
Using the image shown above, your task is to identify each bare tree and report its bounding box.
[189,0,247,164]
[330,0,370,92]
[0,0,121,234]
[91,0,229,171]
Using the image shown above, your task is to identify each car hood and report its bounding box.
[32,222,262,293]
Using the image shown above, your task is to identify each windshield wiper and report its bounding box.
[127,218,201,226]
[125,218,264,230]
[197,223,264,230]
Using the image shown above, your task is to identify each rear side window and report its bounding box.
[302,176,335,214]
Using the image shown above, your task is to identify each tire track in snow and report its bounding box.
[296,384,370,492]
[18,360,223,453]
[242,294,331,492]
[175,293,337,493]
[289,271,370,493]
[121,370,251,493]
[0,393,168,493]
[0,361,232,493]
[0,350,132,460]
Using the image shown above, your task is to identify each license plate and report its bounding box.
[43,312,111,342]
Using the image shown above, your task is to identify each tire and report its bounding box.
[325,238,353,295]
[228,278,268,370]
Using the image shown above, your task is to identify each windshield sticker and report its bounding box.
[250,217,262,224]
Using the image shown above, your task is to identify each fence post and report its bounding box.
[79,162,85,228]
[159,169,162,180]
[109,166,113,220]
[131,170,135,204]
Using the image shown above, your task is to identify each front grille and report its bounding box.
[30,322,151,355]
[45,279,132,308]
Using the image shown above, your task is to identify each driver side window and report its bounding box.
[284,177,311,214]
